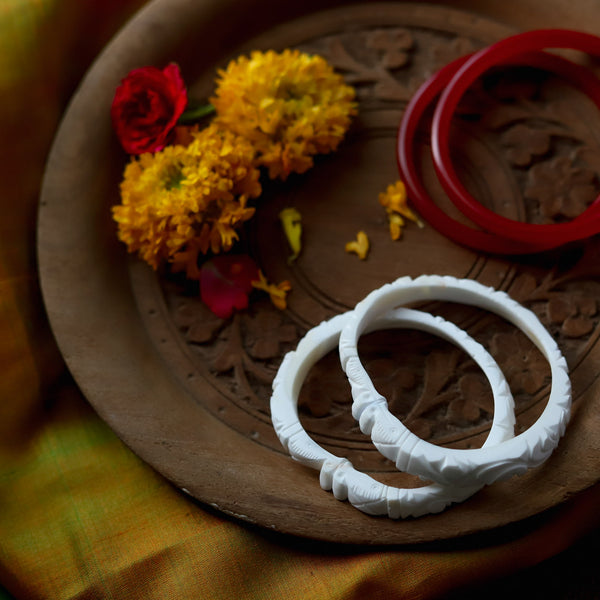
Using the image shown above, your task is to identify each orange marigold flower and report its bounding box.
[112,124,261,271]
[252,270,292,310]
[211,49,357,180]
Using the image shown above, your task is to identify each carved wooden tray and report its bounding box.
[38,0,600,544]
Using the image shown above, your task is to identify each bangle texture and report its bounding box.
[338,275,571,487]
[271,307,515,518]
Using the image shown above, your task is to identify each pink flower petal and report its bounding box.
[200,255,259,319]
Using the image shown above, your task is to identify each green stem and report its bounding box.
[178,103,216,124]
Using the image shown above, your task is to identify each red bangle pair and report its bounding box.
[397,29,600,254]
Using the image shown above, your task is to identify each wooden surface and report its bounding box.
[38,0,600,545]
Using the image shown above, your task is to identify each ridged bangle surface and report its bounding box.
[339,275,571,487]
[271,307,515,519]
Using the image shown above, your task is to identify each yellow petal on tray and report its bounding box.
[345,230,370,260]
[252,269,292,310]
[379,180,424,241]
[388,213,405,241]
[279,207,302,263]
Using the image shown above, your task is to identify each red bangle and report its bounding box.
[397,49,600,253]
[431,29,600,248]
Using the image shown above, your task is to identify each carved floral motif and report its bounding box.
[365,28,414,70]
[171,293,297,404]
[489,330,549,396]
[525,156,598,221]
[157,17,600,461]
[501,124,550,167]
[460,69,600,224]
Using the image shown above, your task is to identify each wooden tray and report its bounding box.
[38,0,600,545]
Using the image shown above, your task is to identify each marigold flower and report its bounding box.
[345,231,370,260]
[378,180,423,240]
[112,124,262,271]
[251,270,292,311]
[211,49,357,180]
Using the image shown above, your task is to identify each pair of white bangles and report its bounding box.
[270,275,571,519]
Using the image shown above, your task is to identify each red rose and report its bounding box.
[111,63,188,154]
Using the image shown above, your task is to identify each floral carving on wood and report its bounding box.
[489,330,549,396]
[170,289,298,408]
[509,246,600,349]
[458,67,600,225]
[525,156,598,221]
[298,28,477,104]
[154,17,600,466]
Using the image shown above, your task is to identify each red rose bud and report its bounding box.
[111,63,188,154]
[199,255,260,319]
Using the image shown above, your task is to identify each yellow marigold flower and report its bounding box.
[345,231,370,260]
[378,180,423,240]
[112,124,261,271]
[211,49,357,180]
[252,270,292,310]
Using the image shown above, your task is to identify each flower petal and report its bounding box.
[279,207,302,263]
[200,255,259,319]
[345,230,370,260]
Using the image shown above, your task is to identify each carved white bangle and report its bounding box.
[271,307,515,518]
[339,275,571,487]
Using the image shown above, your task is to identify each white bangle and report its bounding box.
[339,275,571,487]
[271,307,515,518]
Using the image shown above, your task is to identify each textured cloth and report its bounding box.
[1,1,599,599]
